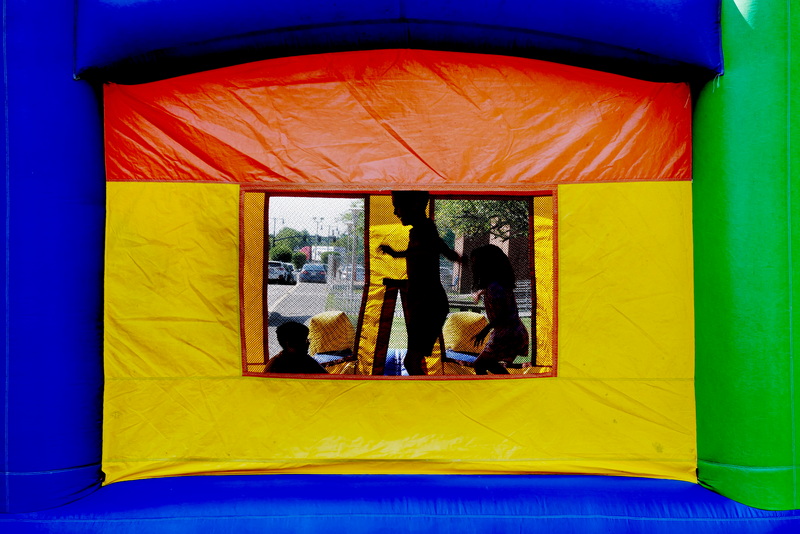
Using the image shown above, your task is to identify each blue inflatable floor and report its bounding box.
[2,475,799,533]
[383,348,478,375]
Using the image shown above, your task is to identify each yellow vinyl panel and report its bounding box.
[104,181,242,379]
[103,181,696,485]
[103,376,696,482]
[557,181,695,380]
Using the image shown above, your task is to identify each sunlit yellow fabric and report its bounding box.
[367,223,409,284]
[103,181,696,485]
[104,182,241,379]
[104,376,695,481]
[443,312,488,353]
[355,222,416,374]
[308,311,355,355]
[557,182,694,381]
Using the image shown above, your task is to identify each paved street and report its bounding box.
[265,281,329,356]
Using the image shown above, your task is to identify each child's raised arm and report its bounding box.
[439,239,463,263]
[379,244,407,258]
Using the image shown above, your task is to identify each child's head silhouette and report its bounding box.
[391,191,429,225]
[470,244,517,290]
[276,321,310,353]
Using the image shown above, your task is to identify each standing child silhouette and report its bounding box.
[379,191,462,375]
[469,244,529,375]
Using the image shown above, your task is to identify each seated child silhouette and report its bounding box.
[470,244,529,375]
[379,191,462,375]
[264,321,329,375]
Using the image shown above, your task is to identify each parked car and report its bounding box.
[299,263,327,283]
[281,263,297,284]
[340,264,365,282]
[267,261,287,284]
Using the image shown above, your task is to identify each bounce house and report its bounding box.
[2,0,800,531]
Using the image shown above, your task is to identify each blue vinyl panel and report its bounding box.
[75,0,722,82]
[2,475,799,533]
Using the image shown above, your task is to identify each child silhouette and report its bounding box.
[264,321,329,375]
[379,191,462,375]
[469,244,529,375]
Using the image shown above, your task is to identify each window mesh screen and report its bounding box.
[241,193,554,377]
[434,195,555,374]
[241,192,266,372]
[241,194,365,374]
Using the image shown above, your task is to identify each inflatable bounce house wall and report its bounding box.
[2,0,799,532]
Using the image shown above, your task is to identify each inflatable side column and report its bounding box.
[1,0,106,512]
[694,0,799,510]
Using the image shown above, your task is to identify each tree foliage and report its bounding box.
[332,201,365,258]
[273,227,310,250]
[270,244,293,262]
[435,199,529,241]
[292,251,308,269]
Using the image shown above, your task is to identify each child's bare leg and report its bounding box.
[474,353,509,375]
[486,360,510,374]
[403,349,427,375]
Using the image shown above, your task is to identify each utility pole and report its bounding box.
[312,217,324,260]
[271,217,284,247]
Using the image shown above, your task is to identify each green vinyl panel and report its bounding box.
[693,0,799,510]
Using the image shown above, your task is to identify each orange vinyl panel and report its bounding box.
[104,49,691,190]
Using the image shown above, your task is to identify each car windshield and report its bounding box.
[304,264,324,271]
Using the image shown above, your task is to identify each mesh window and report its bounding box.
[241,192,555,377]
[433,195,555,375]
[241,193,366,375]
